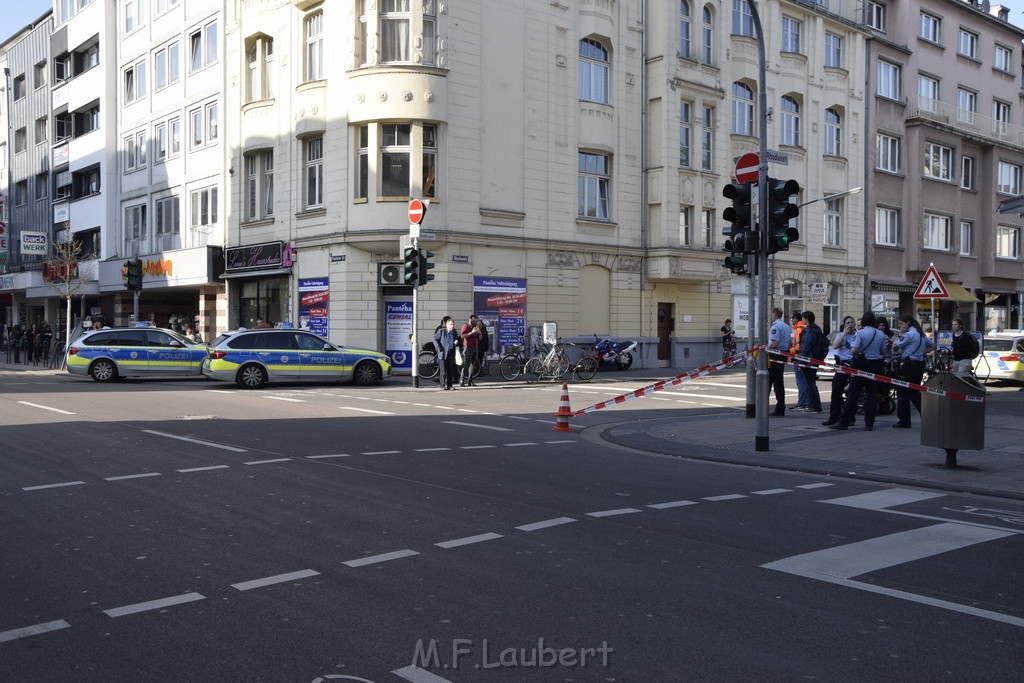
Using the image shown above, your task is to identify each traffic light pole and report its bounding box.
[411,236,420,389]
[751,0,770,452]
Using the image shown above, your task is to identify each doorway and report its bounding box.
[657,302,674,367]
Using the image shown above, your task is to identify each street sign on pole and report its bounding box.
[408,199,427,225]
[914,264,950,299]
[735,153,759,184]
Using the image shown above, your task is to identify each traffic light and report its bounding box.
[418,249,435,285]
[403,246,421,285]
[124,259,143,292]
[722,181,754,275]
[765,178,801,254]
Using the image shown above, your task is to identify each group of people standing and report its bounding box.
[4,322,54,365]
[765,308,826,415]
[432,314,490,390]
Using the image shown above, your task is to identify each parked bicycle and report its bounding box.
[524,339,598,383]
[497,344,548,381]
[416,341,480,382]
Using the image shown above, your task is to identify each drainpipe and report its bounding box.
[639,0,648,352]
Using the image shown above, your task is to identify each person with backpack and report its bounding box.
[950,318,979,374]
[789,311,809,410]
[797,311,824,413]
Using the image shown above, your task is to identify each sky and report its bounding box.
[0,0,51,47]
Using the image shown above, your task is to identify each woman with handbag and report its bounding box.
[891,314,933,429]
[830,312,886,431]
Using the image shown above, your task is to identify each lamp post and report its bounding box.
[798,186,862,209]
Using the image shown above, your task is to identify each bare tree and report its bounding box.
[42,226,88,360]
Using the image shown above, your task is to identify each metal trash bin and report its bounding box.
[920,371,987,467]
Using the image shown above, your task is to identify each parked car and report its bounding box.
[973,331,1024,383]
[66,327,208,382]
[202,328,391,389]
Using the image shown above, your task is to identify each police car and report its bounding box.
[66,327,209,382]
[201,328,392,389]
[973,331,1024,383]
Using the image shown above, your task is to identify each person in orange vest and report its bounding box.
[789,311,809,410]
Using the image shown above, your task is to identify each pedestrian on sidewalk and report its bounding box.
[11,324,24,364]
[790,312,809,410]
[891,314,934,429]
[950,318,979,374]
[721,318,737,360]
[831,312,885,431]
[798,311,824,413]
[434,316,458,390]
[823,316,857,427]
[459,314,481,387]
[767,308,792,416]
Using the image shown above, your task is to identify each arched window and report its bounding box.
[579,38,609,104]
[731,82,754,135]
[701,6,714,64]
[824,108,841,156]
[780,95,801,147]
[680,1,691,59]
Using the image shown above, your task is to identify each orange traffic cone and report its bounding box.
[552,381,573,432]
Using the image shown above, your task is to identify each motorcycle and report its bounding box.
[592,335,638,371]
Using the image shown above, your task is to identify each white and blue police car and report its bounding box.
[66,327,209,382]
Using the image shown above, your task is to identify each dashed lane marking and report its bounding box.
[363,450,401,456]
[177,465,230,473]
[460,445,495,450]
[143,430,248,452]
[243,458,292,466]
[104,473,161,482]
[441,421,512,432]
[752,488,792,495]
[306,454,351,460]
[22,481,85,491]
[703,494,747,502]
[392,665,456,683]
[435,532,504,549]
[343,549,420,568]
[263,396,305,403]
[0,620,71,643]
[796,483,834,489]
[413,448,451,453]
[103,592,206,618]
[515,517,577,532]
[505,442,537,447]
[338,406,395,415]
[231,569,320,591]
[647,500,698,509]
[15,401,75,415]
[586,508,643,518]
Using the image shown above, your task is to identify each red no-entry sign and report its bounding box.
[735,153,759,184]
[408,199,426,225]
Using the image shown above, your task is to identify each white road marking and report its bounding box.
[143,430,248,452]
[435,532,504,549]
[206,389,236,394]
[104,473,161,481]
[665,392,745,401]
[414,447,451,452]
[231,569,320,591]
[338,406,395,415]
[505,442,538,447]
[506,415,532,421]
[702,494,747,502]
[243,458,292,465]
[16,401,75,415]
[104,592,206,618]
[22,481,85,491]
[586,508,643,518]
[392,665,456,683]
[648,500,698,509]
[306,454,351,460]
[460,445,495,450]
[752,488,792,495]
[263,396,305,403]
[0,620,71,643]
[441,421,512,432]
[796,482,834,489]
[177,465,230,472]
[545,440,575,444]
[821,489,945,511]
[516,517,577,532]
[343,549,419,568]
[363,450,401,456]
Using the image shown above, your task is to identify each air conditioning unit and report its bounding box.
[378,262,403,286]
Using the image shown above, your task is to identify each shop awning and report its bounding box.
[220,268,292,280]
[871,280,916,293]
[914,282,980,303]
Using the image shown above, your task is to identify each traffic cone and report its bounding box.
[552,381,573,432]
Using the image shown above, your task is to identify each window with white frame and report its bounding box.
[824,108,841,156]
[305,12,323,80]
[679,206,692,246]
[781,16,801,53]
[35,117,47,145]
[701,6,713,64]
[866,1,885,31]
[123,130,146,172]
[155,41,179,90]
[996,225,1020,259]
[701,209,713,247]
[354,122,438,201]
[380,124,412,198]
[155,0,179,16]
[961,155,975,190]
[191,186,218,230]
[782,281,803,320]
[997,161,1021,195]
[732,82,754,135]
[917,74,939,112]
[578,152,610,220]
[700,105,714,171]
[124,0,145,35]
[155,196,179,235]
[732,0,752,37]
[824,198,842,247]
[959,220,973,256]
[923,212,950,250]
[189,102,218,149]
[993,100,1010,135]
[958,29,977,59]
[924,143,953,181]
[124,59,146,103]
[125,203,147,241]
[356,125,369,200]
[55,112,71,141]
[54,53,71,82]
[918,12,940,43]
[994,44,1013,73]
[189,19,218,72]
[579,38,609,104]
[304,137,324,209]
[780,95,800,146]
[244,151,274,221]
[825,32,842,68]
[877,59,901,100]
[680,1,691,59]
[957,88,976,124]
[380,0,412,63]
[154,117,180,162]
[876,206,899,246]
[679,101,691,167]
[422,1,436,65]
[246,36,274,102]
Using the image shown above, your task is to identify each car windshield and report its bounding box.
[983,338,1019,352]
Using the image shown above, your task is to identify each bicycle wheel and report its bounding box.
[523,358,544,384]
[417,351,439,379]
[554,351,571,379]
[499,354,521,381]
[574,356,598,381]
[470,358,481,379]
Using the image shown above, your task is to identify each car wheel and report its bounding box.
[353,360,382,386]
[89,359,118,383]
[237,364,268,389]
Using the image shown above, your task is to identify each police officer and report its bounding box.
[891,314,934,429]
[830,312,886,431]
[822,316,857,427]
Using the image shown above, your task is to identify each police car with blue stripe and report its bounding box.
[201,328,391,389]
[66,327,209,382]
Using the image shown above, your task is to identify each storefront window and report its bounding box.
[237,277,287,328]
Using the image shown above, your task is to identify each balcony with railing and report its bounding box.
[907,96,1024,149]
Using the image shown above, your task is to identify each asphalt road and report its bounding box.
[1,372,1022,681]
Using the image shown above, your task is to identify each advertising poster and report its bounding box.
[385,300,414,369]
[473,277,527,348]
[298,278,329,337]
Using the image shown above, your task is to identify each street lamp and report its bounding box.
[799,186,862,209]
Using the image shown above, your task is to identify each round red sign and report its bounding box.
[408,199,426,225]
[735,153,760,184]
